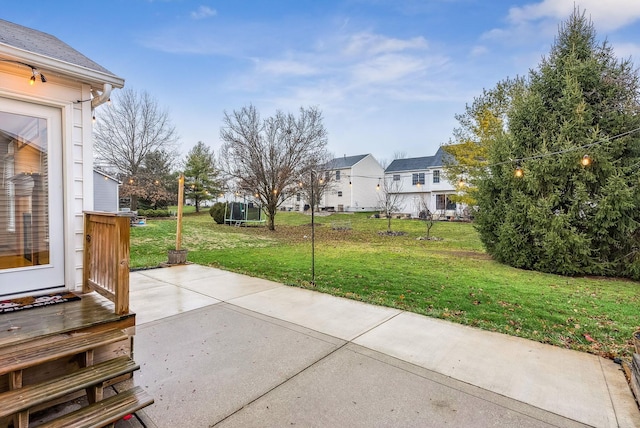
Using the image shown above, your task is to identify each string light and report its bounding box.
[0,60,47,85]
[581,154,591,167]
[488,126,640,170]
[514,166,524,178]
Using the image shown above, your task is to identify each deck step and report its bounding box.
[0,356,138,418]
[0,329,129,376]
[37,386,154,428]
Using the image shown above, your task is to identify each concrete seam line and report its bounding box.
[210,341,350,427]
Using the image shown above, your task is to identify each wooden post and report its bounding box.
[176,174,184,251]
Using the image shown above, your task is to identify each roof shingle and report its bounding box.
[0,19,116,76]
[385,147,450,172]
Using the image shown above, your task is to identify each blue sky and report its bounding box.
[3,0,640,164]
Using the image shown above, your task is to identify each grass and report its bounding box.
[130,211,640,359]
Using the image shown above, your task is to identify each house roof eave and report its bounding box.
[0,43,125,90]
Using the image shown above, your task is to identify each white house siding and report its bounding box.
[385,161,460,218]
[323,154,384,212]
[0,66,96,291]
[93,170,119,212]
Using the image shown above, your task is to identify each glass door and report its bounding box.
[0,98,64,296]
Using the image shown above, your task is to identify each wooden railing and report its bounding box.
[82,212,130,314]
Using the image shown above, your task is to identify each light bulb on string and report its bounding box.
[581,154,591,167]
[514,166,524,178]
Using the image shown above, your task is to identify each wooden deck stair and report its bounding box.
[0,329,153,428]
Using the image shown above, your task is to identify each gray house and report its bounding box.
[93,169,120,212]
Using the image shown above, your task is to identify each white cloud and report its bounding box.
[508,0,640,32]
[255,59,318,76]
[191,6,216,20]
[612,42,640,60]
[470,45,488,56]
[343,32,428,56]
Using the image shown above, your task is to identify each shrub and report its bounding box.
[209,202,226,224]
[137,209,171,218]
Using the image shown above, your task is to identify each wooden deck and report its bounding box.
[0,292,140,426]
[0,292,135,349]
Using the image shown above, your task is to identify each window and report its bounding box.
[433,170,440,184]
[296,193,301,201]
[324,171,330,182]
[393,174,400,181]
[412,173,425,186]
[335,170,341,181]
[436,194,456,210]
[338,191,343,197]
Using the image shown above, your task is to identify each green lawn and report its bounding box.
[130,211,640,359]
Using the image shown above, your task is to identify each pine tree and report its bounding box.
[183,142,221,213]
[475,9,640,279]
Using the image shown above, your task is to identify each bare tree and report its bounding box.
[417,194,435,239]
[298,151,336,212]
[94,88,179,209]
[376,177,404,232]
[393,151,407,160]
[220,105,328,230]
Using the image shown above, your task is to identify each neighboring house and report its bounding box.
[93,169,120,212]
[384,147,462,219]
[321,154,384,212]
[0,19,124,298]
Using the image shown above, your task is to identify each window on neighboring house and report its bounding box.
[324,171,330,182]
[338,191,343,197]
[296,193,301,201]
[412,173,425,186]
[447,197,456,210]
[436,194,456,210]
[433,170,440,184]
[393,174,400,181]
[335,170,341,181]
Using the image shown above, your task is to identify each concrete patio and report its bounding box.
[120,264,640,427]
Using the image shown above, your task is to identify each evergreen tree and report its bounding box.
[183,142,221,213]
[475,9,640,279]
[443,77,524,207]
